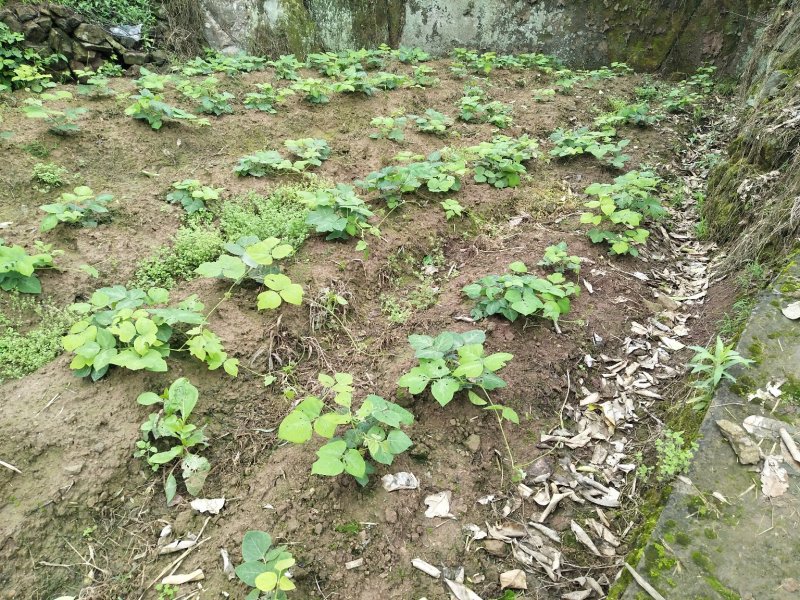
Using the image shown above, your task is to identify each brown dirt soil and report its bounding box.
[0,58,721,599]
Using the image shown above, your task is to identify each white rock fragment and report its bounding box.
[162,569,204,585]
[190,497,225,514]
[781,301,800,320]
[424,491,454,518]
[345,558,364,570]
[761,456,789,497]
[381,472,419,492]
[411,558,441,578]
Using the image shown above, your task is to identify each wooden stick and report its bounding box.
[624,563,666,600]
[1,459,21,474]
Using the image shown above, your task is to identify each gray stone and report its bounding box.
[14,5,39,22]
[1,12,22,33]
[717,419,761,465]
[149,49,169,66]
[285,518,300,533]
[54,16,82,34]
[464,434,481,453]
[22,17,52,44]
[122,51,148,66]
[73,23,108,46]
[48,27,74,59]
[483,539,507,557]
[63,463,83,475]
[384,508,398,524]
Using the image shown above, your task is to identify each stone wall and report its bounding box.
[703,0,800,268]
[194,0,775,75]
[0,3,167,72]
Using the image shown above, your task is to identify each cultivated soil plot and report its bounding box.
[0,50,726,599]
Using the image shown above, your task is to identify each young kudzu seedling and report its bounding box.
[166,179,222,215]
[458,92,513,128]
[298,184,379,242]
[63,285,238,380]
[196,237,303,312]
[22,90,87,136]
[409,108,453,135]
[549,127,630,169]
[440,198,465,221]
[125,89,209,130]
[135,377,211,503]
[74,68,116,98]
[39,185,113,231]
[243,83,294,113]
[370,116,407,142]
[269,54,303,80]
[538,242,581,275]
[278,373,414,485]
[177,76,235,116]
[463,261,579,329]
[236,530,296,600]
[235,139,331,176]
[0,238,58,294]
[466,135,541,188]
[291,78,336,104]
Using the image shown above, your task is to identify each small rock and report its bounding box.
[717,419,761,465]
[526,456,553,483]
[384,508,398,524]
[483,539,507,557]
[14,5,39,22]
[63,463,83,475]
[314,524,323,535]
[285,518,300,533]
[465,434,481,453]
[123,50,148,66]
[73,23,108,46]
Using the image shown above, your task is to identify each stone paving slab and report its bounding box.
[624,262,800,600]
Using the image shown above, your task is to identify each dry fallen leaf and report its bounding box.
[424,491,455,518]
[500,569,527,590]
[761,456,789,497]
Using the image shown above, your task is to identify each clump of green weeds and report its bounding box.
[243,83,294,113]
[466,135,540,188]
[637,429,699,482]
[32,162,68,192]
[166,179,222,215]
[125,89,209,130]
[236,530,296,599]
[23,90,87,135]
[370,115,407,142]
[549,127,630,169]
[0,239,59,294]
[409,108,453,135]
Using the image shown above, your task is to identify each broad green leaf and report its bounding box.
[280,283,303,305]
[149,445,183,465]
[397,369,429,394]
[468,390,488,406]
[483,352,513,372]
[296,396,324,418]
[245,238,280,265]
[242,530,273,562]
[278,410,313,443]
[431,377,460,406]
[314,412,349,438]
[342,448,367,478]
[137,392,162,406]
[165,473,177,504]
[236,561,268,587]
[255,571,278,592]
[257,290,282,310]
[386,429,413,454]
[182,453,210,496]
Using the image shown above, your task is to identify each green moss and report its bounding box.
[705,576,741,600]
[704,527,718,540]
[334,521,361,535]
[0,295,73,382]
[691,550,716,573]
[675,531,692,546]
[748,339,765,364]
[131,223,224,289]
[219,183,314,249]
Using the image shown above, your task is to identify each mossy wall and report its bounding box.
[703,0,800,268]
[197,0,774,75]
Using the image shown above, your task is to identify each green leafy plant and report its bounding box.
[411,65,439,87]
[236,530,296,600]
[181,50,267,76]
[394,46,430,64]
[0,239,57,294]
[243,83,294,113]
[125,89,209,130]
[39,185,113,231]
[538,242,581,274]
[177,76,235,116]
[134,377,211,502]
[532,88,556,102]
[463,261,579,327]
[549,127,630,169]
[645,429,699,482]
[269,54,303,80]
[235,138,330,177]
[291,78,335,104]
[397,329,515,412]
[62,286,237,380]
[440,198,465,221]
[278,372,414,485]
[22,90,87,135]
[409,108,453,135]
[370,116,407,142]
[594,100,656,128]
[335,66,378,97]
[134,67,173,91]
[11,63,55,92]
[369,71,411,91]
[166,179,222,215]
[298,184,378,241]
[466,135,541,188]
[580,170,665,256]
[284,138,331,166]
[688,336,753,392]
[195,237,303,311]
[458,92,513,128]
[74,68,116,98]
[357,149,467,208]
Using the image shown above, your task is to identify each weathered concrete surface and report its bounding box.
[195,0,774,74]
[624,263,800,599]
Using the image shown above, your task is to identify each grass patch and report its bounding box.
[219,183,315,249]
[0,294,73,382]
